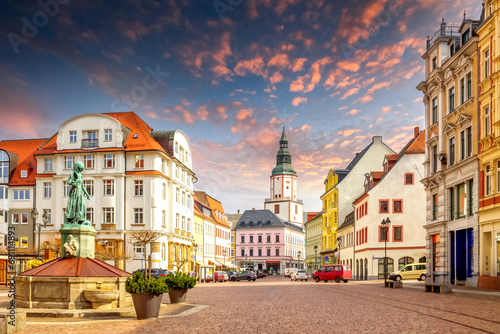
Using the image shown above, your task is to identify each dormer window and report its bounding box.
[20,170,27,178]
[104,129,112,142]
[461,28,470,45]
[133,133,139,139]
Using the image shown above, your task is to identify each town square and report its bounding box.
[1,0,500,333]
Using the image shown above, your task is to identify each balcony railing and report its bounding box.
[82,139,98,149]
[427,20,461,50]
[101,223,116,230]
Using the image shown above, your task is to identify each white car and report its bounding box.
[291,269,309,281]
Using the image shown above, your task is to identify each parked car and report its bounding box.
[132,268,171,278]
[226,271,237,278]
[284,268,298,278]
[214,271,229,282]
[230,270,257,281]
[389,263,427,281]
[313,265,352,283]
[291,269,309,281]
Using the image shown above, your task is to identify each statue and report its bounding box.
[65,161,92,226]
[63,235,78,256]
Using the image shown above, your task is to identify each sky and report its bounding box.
[0,0,481,214]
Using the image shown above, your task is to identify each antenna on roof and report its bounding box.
[463,10,466,20]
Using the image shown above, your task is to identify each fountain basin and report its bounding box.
[83,290,120,310]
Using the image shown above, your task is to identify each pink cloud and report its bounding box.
[269,71,284,85]
[340,87,360,100]
[268,53,290,68]
[337,61,360,72]
[337,129,361,137]
[381,106,391,113]
[290,58,308,72]
[235,109,253,120]
[325,143,334,149]
[301,124,311,132]
[234,57,267,78]
[292,97,307,106]
[346,109,360,115]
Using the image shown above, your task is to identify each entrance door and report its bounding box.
[456,229,467,281]
[450,231,455,284]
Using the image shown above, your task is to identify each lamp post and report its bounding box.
[336,236,342,265]
[222,249,227,268]
[193,242,198,278]
[314,245,318,271]
[33,208,50,260]
[298,250,301,269]
[381,217,391,283]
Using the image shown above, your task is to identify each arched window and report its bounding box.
[398,256,414,270]
[364,258,368,280]
[378,258,394,279]
[419,256,426,263]
[356,260,359,280]
[360,260,363,280]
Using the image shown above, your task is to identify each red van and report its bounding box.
[313,265,352,283]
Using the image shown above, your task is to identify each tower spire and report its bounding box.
[272,127,296,176]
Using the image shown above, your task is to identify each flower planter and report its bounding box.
[168,289,188,303]
[131,293,163,319]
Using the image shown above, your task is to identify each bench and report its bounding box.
[384,281,403,288]
[424,283,452,294]
[0,312,26,334]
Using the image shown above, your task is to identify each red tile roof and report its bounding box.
[405,130,425,153]
[205,194,230,228]
[0,139,48,186]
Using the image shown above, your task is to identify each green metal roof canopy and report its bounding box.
[272,127,297,176]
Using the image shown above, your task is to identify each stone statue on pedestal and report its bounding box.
[65,161,92,226]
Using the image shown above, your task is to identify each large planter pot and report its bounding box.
[131,293,163,319]
[168,289,188,303]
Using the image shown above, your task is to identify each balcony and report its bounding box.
[82,139,99,149]
[101,223,116,230]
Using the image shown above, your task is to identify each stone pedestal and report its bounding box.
[60,225,96,258]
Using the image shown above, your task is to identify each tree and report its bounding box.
[130,230,165,279]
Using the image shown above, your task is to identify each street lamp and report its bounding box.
[314,245,318,271]
[193,242,198,277]
[298,250,301,269]
[222,249,227,268]
[381,217,391,283]
[336,236,342,264]
[32,208,49,260]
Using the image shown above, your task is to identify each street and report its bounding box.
[22,276,500,334]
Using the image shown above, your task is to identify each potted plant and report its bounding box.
[125,271,168,319]
[165,273,197,303]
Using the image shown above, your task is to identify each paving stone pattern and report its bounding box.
[14,277,500,334]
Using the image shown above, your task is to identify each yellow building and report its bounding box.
[477,0,500,290]
[320,170,344,264]
[305,211,322,274]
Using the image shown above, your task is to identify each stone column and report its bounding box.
[168,242,173,270]
[115,240,124,270]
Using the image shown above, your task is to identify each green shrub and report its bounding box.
[164,273,197,290]
[125,271,168,294]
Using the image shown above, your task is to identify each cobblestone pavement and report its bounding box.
[15,276,500,334]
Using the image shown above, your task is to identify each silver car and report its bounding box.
[291,269,309,281]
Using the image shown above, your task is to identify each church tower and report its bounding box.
[264,127,303,227]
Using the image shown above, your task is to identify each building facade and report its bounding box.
[477,0,500,290]
[305,211,322,274]
[418,16,481,286]
[352,129,426,280]
[32,112,194,271]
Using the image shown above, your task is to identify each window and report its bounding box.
[104,154,115,168]
[176,188,179,203]
[432,194,438,220]
[484,106,490,137]
[181,192,185,206]
[249,249,254,256]
[467,72,472,100]
[161,243,166,261]
[63,181,71,197]
[432,145,438,173]
[84,180,94,196]
[457,183,466,218]
[104,129,112,141]
[103,179,114,196]
[187,195,191,208]
[13,190,29,200]
[0,187,6,199]
[69,131,77,143]
[460,78,465,105]
[134,208,143,224]
[176,214,179,228]
[466,127,472,158]
[449,43,454,57]
[450,187,455,221]
[485,49,490,78]
[258,249,262,257]
[162,210,166,227]
[486,165,492,196]
[162,183,167,201]
[448,137,455,166]
[461,28,470,45]
[432,98,438,124]
[135,180,143,196]
[103,208,114,224]
[379,200,389,213]
[161,159,166,173]
[241,235,245,243]
[64,156,74,169]
[187,218,191,232]
[266,248,271,256]
[393,226,402,241]
[393,200,402,213]
[448,87,455,113]
[182,216,185,230]
[86,208,94,225]
[460,130,465,161]
[274,204,279,214]
[468,179,473,217]
[135,155,144,168]
[43,209,52,225]
[404,173,414,185]
[275,234,280,242]
[84,155,94,169]
[258,235,262,243]
[275,248,280,256]
[44,158,53,172]
[432,57,437,70]
[249,235,254,243]
[13,213,28,224]
[19,170,27,178]
[379,226,389,242]
[43,182,52,198]
[240,249,245,257]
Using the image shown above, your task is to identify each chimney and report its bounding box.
[252,208,256,210]
[237,209,240,214]
[372,136,382,143]
[414,127,420,138]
